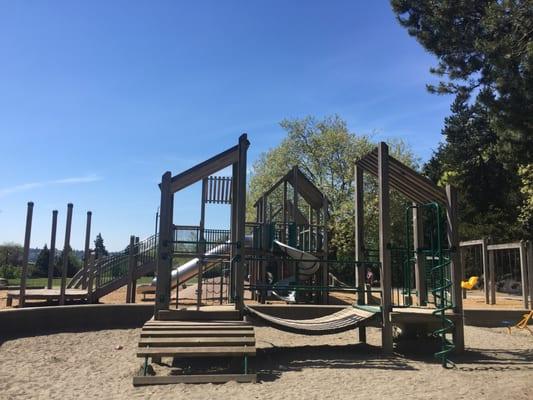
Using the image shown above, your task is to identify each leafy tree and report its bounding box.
[34,245,51,278]
[392,0,533,240]
[94,233,108,259]
[248,115,418,259]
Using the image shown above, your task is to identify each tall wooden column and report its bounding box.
[155,171,173,315]
[59,203,73,306]
[413,205,427,305]
[322,197,329,304]
[19,202,34,308]
[518,241,529,309]
[82,211,92,289]
[354,165,366,342]
[445,184,465,353]
[378,143,393,353]
[197,178,208,310]
[230,162,238,303]
[234,134,248,311]
[126,235,136,303]
[527,240,533,309]
[47,210,58,290]
[481,238,489,304]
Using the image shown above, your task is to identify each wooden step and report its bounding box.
[142,325,253,331]
[144,321,251,326]
[137,346,256,358]
[139,337,255,347]
[157,310,241,321]
[141,330,255,338]
[133,374,257,386]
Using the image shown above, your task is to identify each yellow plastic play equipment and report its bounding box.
[507,311,533,335]
[461,276,479,290]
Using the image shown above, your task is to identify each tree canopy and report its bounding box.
[94,233,108,259]
[392,0,533,240]
[248,115,419,258]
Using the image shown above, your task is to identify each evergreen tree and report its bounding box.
[34,245,50,278]
[56,246,81,277]
[94,233,108,259]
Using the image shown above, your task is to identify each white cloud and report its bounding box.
[0,175,102,197]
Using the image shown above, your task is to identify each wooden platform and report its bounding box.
[133,316,256,385]
[6,289,89,307]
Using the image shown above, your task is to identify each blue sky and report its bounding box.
[0,1,452,251]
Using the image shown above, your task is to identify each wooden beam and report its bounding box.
[527,241,533,310]
[481,237,489,304]
[519,241,529,309]
[354,165,366,343]
[155,172,173,314]
[47,210,58,290]
[489,248,496,305]
[81,211,92,289]
[59,203,73,306]
[169,145,239,193]
[487,242,522,251]
[18,202,34,308]
[136,346,256,358]
[133,374,256,386]
[126,235,135,303]
[378,143,393,353]
[234,134,249,311]
[460,239,485,247]
[413,204,427,306]
[445,185,464,353]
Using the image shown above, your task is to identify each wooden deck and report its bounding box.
[133,315,256,385]
[6,289,89,307]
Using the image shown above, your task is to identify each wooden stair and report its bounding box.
[133,318,256,385]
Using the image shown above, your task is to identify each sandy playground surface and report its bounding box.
[1,324,531,400]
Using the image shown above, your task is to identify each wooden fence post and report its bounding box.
[378,143,393,353]
[18,202,34,308]
[47,210,58,290]
[519,241,529,309]
[155,172,173,314]
[126,235,136,303]
[59,203,73,306]
[481,237,489,304]
[82,211,92,289]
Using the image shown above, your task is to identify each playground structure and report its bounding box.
[127,135,471,385]
[459,239,533,308]
[10,134,532,384]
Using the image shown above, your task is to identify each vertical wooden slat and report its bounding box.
[489,249,496,305]
[354,165,366,343]
[82,211,92,289]
[60,203,73,306]
[527,240,533,309]
[481,237,489,304]
[126,235,135,303]
[155,172,173,315]
[413,204,427,305]
[234,134,248,311]
[47,210,58,290]
[378,143,393,353]
[446,184,464,353]
[519,241,529,309]
[18,202,34,308]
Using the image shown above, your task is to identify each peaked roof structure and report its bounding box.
[356,148,447,204]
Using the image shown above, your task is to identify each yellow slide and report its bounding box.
[461,276,479,290]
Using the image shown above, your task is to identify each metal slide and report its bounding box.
[271,240,320,303]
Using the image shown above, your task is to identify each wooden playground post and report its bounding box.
[47,209,58,290]
[481,237,489,304]
[18,201,34,308]
[86,251,96,301]
[354,164,366,342]
[155,171,173,314]
[59,203,73,306]
[412,204,427,306]
[197,178,207,310]
[230,162,238,303]
[82,211,92,289]
[378,143,393,353]
[518,241,529,309]
[322,197,329,304]
[234,134,248,312]
[527,240,533,310]
[488,248,496,305]
[126,235,136,303]
[445,185,465,352]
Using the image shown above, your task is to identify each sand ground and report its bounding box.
[0,325,531,400]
